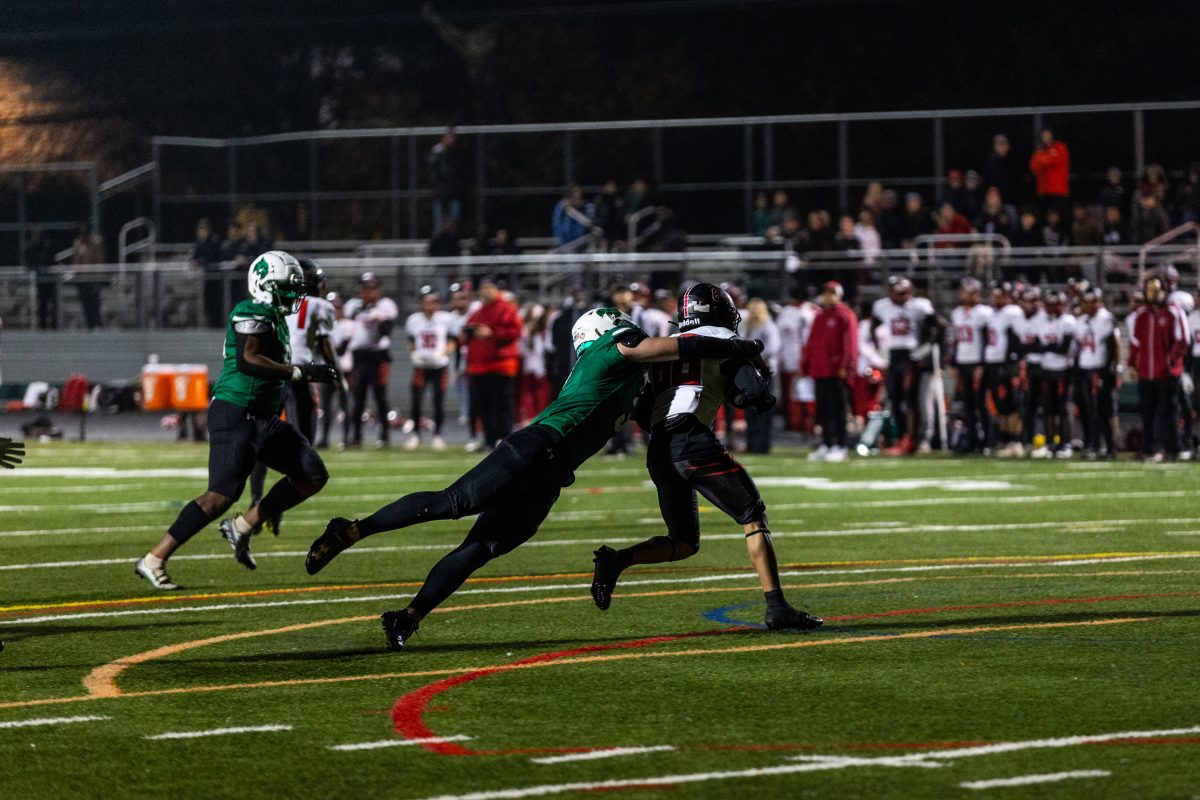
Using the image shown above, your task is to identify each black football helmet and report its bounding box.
[298,258,326,297]
[679,282,741,332]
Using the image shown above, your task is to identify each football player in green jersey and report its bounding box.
[134,251,338,590]
[305,306,764,649]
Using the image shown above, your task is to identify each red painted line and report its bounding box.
[392,628,745,755]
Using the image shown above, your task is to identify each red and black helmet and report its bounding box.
[679,282,741,332]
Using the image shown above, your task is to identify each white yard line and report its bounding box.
[768,489,1195,511]
[144,724,292,740]
[329,735,472,751]
[960,770,1110,790]
[2,553,1195,626]
[411,725,1199,800]
[0,715,110,729]
[530,745,675,764]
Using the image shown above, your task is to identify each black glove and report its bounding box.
[0,438,25,469]
[296,363,339,384]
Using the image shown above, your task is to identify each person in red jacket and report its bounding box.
[1128,276,1189,460]
[463,278,524,450]
[1029,128,1070,220]
[800,281,859,461]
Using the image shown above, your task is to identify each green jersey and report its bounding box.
[532,326,645,469]
[211,300,291,417]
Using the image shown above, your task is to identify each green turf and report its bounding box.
[1,442,1199,799]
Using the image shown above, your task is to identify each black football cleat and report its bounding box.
[765,605,824,632]
[591,546,624,611]
[381,610,419,651]
[219,518,257,570]
[306,517,358,575]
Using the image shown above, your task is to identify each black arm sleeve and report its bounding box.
[1046,333,1073,356]
[677,335,762,361]
[1006,329,1025,361]
[378,319,395,338]
[236,333,290,380]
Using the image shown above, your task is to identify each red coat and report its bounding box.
[800,303,858,379]
[1129,305,1187,380]
[465,298,523,377]
[1029,141,1070,197]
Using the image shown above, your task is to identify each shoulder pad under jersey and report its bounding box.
[611,326,647,347]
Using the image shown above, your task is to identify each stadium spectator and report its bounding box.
[1174,162,1200,224]
[488,228,521,256]
[801,281,857,461]
[1102,206,1125,245]
[766,189,796,230]
[592,180,625,249]
[344,273,399,449]
[899,192,933,247]
[752,191,771,236]
[740,297,780,454]
[834,215,860,251]
[877,189,903,248]
[854,210,882,264]
[1130,190,1170,244]
[552,184,596,251]
[23,227,57,330]
[429,127,463,233]
[861,181,886,218]
[428,218,461,257]
[939,169,972,215]
[71,219,105,329]
[1070,204,1104,247]
[795,210,835,253]
[1128,276,1188,460]
[935,202,973,245]
[624,178,654,241]
[1029,128,1071,217]
[464,277,523,449]
[1010,207,1042,248]
[1097,166,1126,209]
[982,133,1019,203]
[1139,163,1169,203]
[236,223,273,268]
[963,170,984,219]
[973,187,1015,237]
[191,218,226,327]
[1041,208,1068,247]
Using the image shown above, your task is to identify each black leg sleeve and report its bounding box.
[407,540,495,617]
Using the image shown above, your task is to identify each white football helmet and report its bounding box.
[571,307,638,354]
[248,250,305,313]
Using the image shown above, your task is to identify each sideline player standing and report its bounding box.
[134,251,337,589]
[872,277,933,455]
[345,273,399,448]
[404,287,456,450]
[982,282,1025,456]
[949,278,993,453]
[0,436,25,653]
[1075,289,1120,459]
[305,307,765,649]
[1033,292,1077,458]
[590,283,822,631]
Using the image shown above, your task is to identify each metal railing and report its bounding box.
[1137,222,1199,282]
[3,243,1188,333]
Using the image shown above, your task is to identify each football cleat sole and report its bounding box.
[219,519,257,570]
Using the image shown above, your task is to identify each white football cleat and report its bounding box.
[134,558,180,590]
[431,435,446,451]
[404,434,420,451]
[807,445,830,462]
[824,446,849,462]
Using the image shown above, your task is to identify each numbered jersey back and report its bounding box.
[649,325,736,429]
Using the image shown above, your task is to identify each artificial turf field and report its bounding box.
[1,442,1199,799]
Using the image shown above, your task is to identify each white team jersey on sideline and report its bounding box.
[1038,313,1077,372]
[1076,307,1116,370]
[872,296,933,351]
[1169,290,1196,313]
[287,295,336,365]
[1016,309,1047,365]
[777,302,817,372]
[649,325,736,428]
[1189,308,1200,358]
[405,310,456,369]
[343,297,399,352]
[951,304,993,365]
[983,303,1023,364]
[639,306,673,338]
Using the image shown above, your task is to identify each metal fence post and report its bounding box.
[476,133,487,236]
[309,139,320,238]
[836,119,849,213]
[408,136,419,239]
[743,124,754,234]
[1132,106,1145,177]
[1031,112,1044,146]
[390,136,401,239]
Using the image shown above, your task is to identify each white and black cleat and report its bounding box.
[219,519,257,570]
[134,558,181,590]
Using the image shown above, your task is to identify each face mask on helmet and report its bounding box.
[678,282,741,332]
[248,250,305,313]
[571,307,637,354]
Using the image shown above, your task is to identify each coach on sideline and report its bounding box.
[463,277,523,450]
